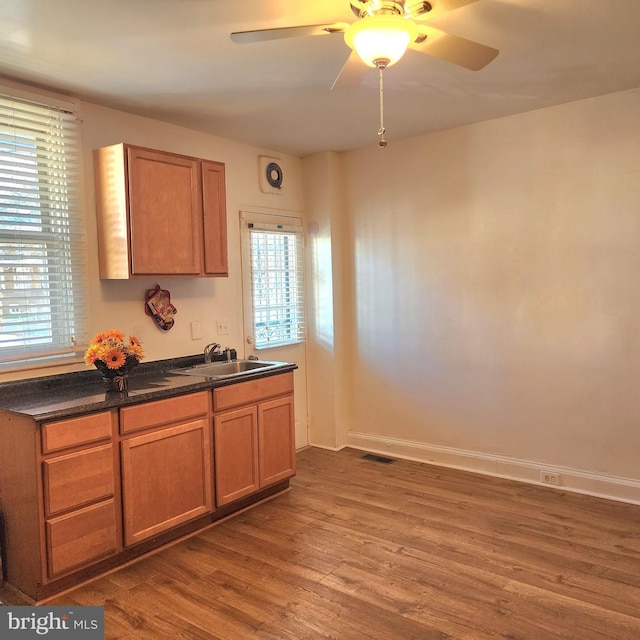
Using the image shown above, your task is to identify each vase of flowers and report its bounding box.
[84,329,144,392]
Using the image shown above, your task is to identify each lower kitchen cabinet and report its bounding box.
[41,415,120,580]
[214,406,260,505]
[0,368,296,602]
[214,373,295,507]
[120,393,213,546]
[258,395,296,487]
[0,409,121,598]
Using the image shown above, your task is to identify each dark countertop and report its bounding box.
[0,355,297,422]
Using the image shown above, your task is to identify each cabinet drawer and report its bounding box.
[42,411,114,454]
[46,499,118,577]
[43,444,115,516]
[120,391,209,434]
[214,373,294,411]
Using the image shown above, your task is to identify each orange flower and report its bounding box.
[103,348,126,369]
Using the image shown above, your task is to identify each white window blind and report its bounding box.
[0,89,87,368]
[247,221,305,349]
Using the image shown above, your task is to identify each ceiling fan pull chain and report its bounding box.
[378,63,387,148]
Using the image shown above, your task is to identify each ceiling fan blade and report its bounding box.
[230,23,348,44]
[410,26,498,71]
[331,51,369,90]
[422,0,481,20]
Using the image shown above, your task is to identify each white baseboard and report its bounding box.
[307,441,343,452]
[344,431,640,506]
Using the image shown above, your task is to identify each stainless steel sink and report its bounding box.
[171,359,283,379]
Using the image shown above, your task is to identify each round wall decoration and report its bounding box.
[265,161,283,189]
[259,155,284,194]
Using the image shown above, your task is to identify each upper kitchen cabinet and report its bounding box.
[93,144,228,278]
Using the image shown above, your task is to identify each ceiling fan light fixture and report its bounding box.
[345,15,418,67]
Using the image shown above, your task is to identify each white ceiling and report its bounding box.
[1,0,640,157]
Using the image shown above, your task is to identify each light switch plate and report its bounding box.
[216,319,229,335]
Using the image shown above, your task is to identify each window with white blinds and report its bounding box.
[0,88,87,369]
[247,221,305,349]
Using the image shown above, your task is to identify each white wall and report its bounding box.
[302,152,353,449]
[305,87,640,502]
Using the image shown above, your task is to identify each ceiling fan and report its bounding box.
[230,0,498,146]
[230,1,498,85]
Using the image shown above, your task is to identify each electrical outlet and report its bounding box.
[540,470,561,486]
[216,319,229,335]
[190,321,202,340]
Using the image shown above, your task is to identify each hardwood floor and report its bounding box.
[2,446,640,639]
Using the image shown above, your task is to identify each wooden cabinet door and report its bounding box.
[121,418,213,546]
[201,160,228,276]
[127,146,203,275]
[214,406,259,506]
[258,395,296,487]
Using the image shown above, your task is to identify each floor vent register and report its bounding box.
[361,453,395,464]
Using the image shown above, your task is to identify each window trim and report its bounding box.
[240,211,305,351]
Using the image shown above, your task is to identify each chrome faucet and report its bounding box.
[204,342,221,363]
